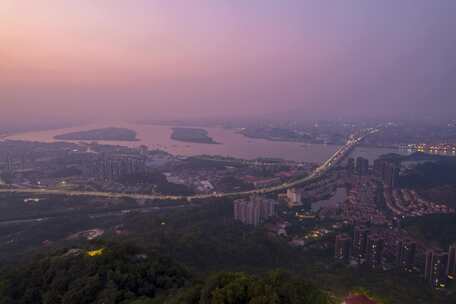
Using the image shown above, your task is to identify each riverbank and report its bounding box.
[4,123,410,163]
[0,133,10,140]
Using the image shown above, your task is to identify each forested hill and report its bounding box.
[0,243,332,304]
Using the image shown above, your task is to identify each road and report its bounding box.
[0,129,378,201]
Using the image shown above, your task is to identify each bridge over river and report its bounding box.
[0,129,378,201]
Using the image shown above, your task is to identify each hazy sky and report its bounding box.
[1,0,456,125]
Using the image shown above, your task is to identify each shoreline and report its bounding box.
[170,137,220,145]
[237,130,343,146]
[2,123,403,163]
[53,127,139,142]
[53,136,140,142]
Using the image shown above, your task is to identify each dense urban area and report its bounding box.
[4,0,456,302]
[1,121,456,304]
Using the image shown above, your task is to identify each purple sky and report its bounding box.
[1,0,455,125]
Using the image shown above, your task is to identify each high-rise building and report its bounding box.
[447,243,456,279]
[335,234,352,263]
[234,199,261,226]
[373,159,387,179]
[353,226,369,259]
[366,234,384,270]
[395,239,416,270]
[252,195,277,219]
[234,196,277,227]
[383,162,400,189]
[5,153,13,172]
[346,158,355,174]
[373,158,400,188]
[92,155,146,181]
[425,250,448,289]
[286,188,302,208]
[356,157,369,176]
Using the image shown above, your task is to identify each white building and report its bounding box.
[234,196,277,226]
[286,188,302,208]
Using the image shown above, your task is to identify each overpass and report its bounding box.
[0,129,378,201]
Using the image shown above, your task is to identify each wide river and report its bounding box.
[6,123,410,163]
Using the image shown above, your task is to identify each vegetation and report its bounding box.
[240,127,316,143]
[399,157,456,208]
[118,172,193,195]
[0,243,190,304]
[51,167,83,178]
[119,199,300,272]
[0,243,331,304]
[403,214,456,248]
[215,176,252,192]
[1,199,453,303]
[179,158,239,170]
[399,157,456,189]
[169,271,332,304]
[170,128,217,144]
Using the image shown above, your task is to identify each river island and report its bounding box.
[54,127,138,141]
[170,127,218,144]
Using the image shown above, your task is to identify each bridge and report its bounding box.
[0,129,378,201]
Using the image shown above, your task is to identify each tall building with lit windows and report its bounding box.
[447,243,456,280]
[366,234,384,270]
[353,226,369,260]
[425,250,448,289]
[373,158,400,188]
[395,239,416,271]
[335,234,352,263]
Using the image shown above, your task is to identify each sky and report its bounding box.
[1,0,456,126]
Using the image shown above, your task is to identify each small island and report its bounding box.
[54,127,138,141]
[170,127,218,144]
[239,127,318,143]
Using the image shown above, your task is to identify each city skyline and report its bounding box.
[1,0,456,125]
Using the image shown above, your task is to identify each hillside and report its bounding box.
[0,243,331,304]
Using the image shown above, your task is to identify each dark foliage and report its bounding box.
[0,244,332,304]
[51,167,83,178]
[399,158,456,188]
[119,172,193,195]
[0,243,190,304]
[170,128,217,144]
[120,200,300,272]
[170,271,332,304]
[403,214,456,248]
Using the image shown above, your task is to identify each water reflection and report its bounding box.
[7,123,407,163]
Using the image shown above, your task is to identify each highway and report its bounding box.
[0,129,378,201]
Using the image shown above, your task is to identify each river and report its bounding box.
[5,123,409,163]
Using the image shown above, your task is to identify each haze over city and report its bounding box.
[2,0,456,127]
[3,2,456,303]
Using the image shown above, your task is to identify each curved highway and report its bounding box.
[0,129,378,201]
